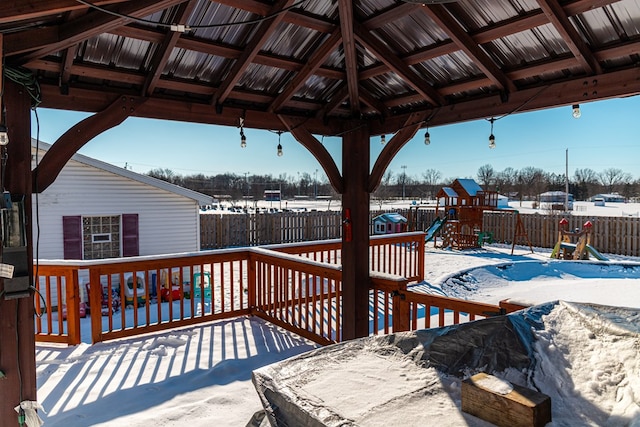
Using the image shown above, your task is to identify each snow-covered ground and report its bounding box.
[34,243,640,426]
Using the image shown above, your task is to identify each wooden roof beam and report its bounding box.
[142,0,198,97]
[354,22,445,106]
[419,4,516,94]
[279,115,343,194]
[369,111,428,193]
[536,0,602,75]
[268,28,342,113]
[214,0,295,106]
[0,0,127,24]
[338,0,361,116]
[4,0,187,62]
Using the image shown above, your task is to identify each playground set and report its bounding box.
[414,178,533,252]
[550,218,608,261]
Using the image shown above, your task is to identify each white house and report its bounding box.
[32,140,213,260]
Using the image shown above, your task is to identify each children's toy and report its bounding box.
[123,273,147,306]
[550,219,608,260]
[85,282,121,316]
[192,272,212,300]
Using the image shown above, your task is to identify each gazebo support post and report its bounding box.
[341,122,370,340]
[0,80,37,423]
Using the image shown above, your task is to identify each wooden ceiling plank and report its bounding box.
[338,0,361,116]
[214,0,295,106]
[316,84,349,120]
[354,22,445,106]
[537,0,602,74]
[268,28,342,113]
[420,4,516,93]
[142,0,199,97]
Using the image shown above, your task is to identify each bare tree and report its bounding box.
[477,164,495,189]
[574,168,599,199]
[422,168,442,200]
[599,168,632,194]
[494,167,517,196]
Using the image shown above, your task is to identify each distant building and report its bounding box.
[32,140,213,260]
[589,193,625,203]
[373,213,407,235]
[539,191,574,211]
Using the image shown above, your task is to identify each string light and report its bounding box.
[380,134,386,145]
[572,104,581,119]
[488,117,496,149]
[276,131,283,157]
[424,127,430,145]
[239,116,246,148]
[0,124,8,146]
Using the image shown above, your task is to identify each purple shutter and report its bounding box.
[63,216,83,260]
[122,214,139,257]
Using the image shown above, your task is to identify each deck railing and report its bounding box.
[34,232,516,346]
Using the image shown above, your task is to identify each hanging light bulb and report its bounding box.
[488,117,496,149]
[276,130,283,156]
[488,134,496,149]
[572,104,581,119]
[380,134,386,145]
[0,124,8,146]
[240,129,246,148]
[424,129,430,145]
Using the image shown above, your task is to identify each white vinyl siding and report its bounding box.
[32,157,202,259]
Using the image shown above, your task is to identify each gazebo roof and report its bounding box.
[2,0,640,136]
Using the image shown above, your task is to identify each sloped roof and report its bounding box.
[374,212,407,223]
[455,178,483,197]
[32,139,214,205]
[2,0,640,135]
[439,187,458,198]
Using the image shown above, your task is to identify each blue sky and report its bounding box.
[31,95,640,183]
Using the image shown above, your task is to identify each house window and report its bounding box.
[63,214,139,260]
[83,216,121,260]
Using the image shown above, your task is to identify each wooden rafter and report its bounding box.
[0,0,128,24]
[537,0,602,75]
[33,96,147,192]
[419,4,516,94]
[268,28,342,113]
[279,115,343,194]
[353,22,445,107]
[338,0,360,116]
[142,0,199,97]
[315,84,349,120]
[5,0,187,62]
[214,0,295,106]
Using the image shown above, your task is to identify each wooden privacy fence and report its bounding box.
[200,208,439,249]
[484,211,640,256]
[202,209,640,257]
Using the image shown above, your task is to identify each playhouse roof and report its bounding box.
[373,213,407,224]
[455,179,484,197]
[439,187,458,198]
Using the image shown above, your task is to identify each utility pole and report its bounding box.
[401,165,407,200]
[314,169,318,199]
[244,172,249,209]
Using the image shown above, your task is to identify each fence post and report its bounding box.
[65,268,81,345]
[89,267,103,344]
[247,252,257,311]
[392,281,410,332]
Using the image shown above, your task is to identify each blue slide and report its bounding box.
[425,217,447,242]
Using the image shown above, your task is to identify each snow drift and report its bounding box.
[253,301,640,426]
